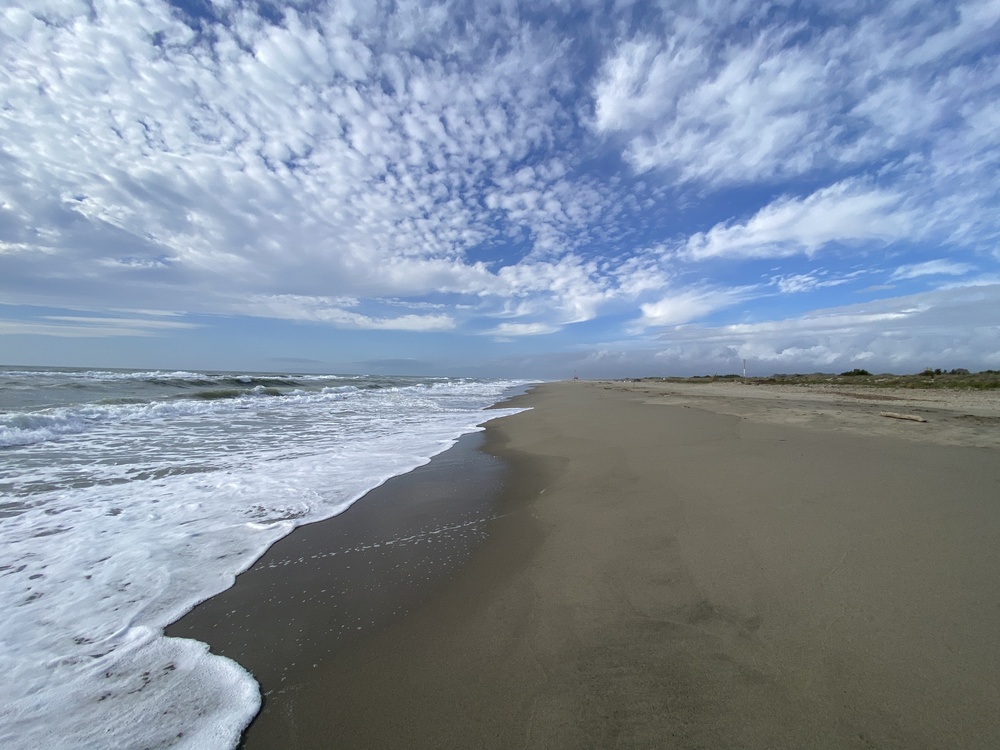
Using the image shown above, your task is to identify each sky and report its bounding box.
[1,0,999,378]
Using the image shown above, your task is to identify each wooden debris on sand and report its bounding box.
[880,411,928,423]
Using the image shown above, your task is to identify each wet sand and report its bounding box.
[173,380,1000,748]
[166,430,527,745]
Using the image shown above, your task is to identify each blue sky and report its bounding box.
[1,0,999,378]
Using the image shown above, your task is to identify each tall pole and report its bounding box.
[742,359,747,378]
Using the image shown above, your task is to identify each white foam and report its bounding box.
[0,377,530,749]
[0,410,95,446]
[0,383,355,449]
[0,369,212,381]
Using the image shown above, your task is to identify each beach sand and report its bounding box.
[172,380,1000,748]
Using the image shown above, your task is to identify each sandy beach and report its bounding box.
[172,380,1000,748]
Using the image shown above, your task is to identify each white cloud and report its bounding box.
[42,316,199,329]
[0,315,200,338]
[773,271,859,294]
[653,284,1000,372]
[637,285,749,328]
[243,295,455,331]
[684,180,915,260]
[494,256,613,324]
[358,313,455,332]
[891,259,975,280]
[488,322,561,337]
[493,282,1000,378]
[0,0,626,328]
[0,241,50,255]
[592,2,1000,190]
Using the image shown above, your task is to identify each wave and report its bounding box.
[187,387,284,400]
[0,369,323,388]
[0,369,212,381]
[147,376,306,389]
[0,386,357,448]
[1,412,98,448]
[0,374,529,450]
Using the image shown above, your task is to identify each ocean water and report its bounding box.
[0,367,529,749]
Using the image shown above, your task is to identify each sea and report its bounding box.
[0,366,530,749]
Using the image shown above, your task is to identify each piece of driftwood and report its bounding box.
[880,411,927,423]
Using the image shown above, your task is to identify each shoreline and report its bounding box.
[176,381,1000,748]
[166,414,544,747]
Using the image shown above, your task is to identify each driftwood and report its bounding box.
[880,411,927,423]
